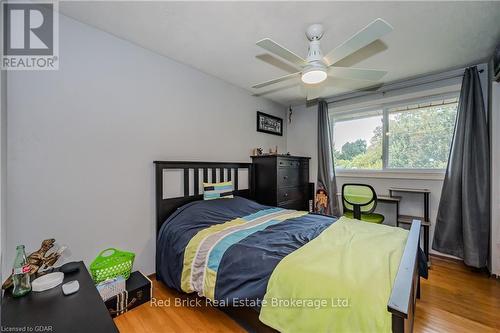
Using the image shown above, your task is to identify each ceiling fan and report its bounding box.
[252,19,393,100]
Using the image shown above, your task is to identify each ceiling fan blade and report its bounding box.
[323,18,393,66]
[256,38,307,67]
[252,72,301,89]
[329,67,387,81]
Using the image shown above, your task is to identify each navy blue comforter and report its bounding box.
[156,197,336,304]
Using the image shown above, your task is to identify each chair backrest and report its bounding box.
[342,183,378,215]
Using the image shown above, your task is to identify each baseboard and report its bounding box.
[430,254,498,277]
[430,253,463,264]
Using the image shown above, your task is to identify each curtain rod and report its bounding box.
[389,99,459,113]
[327,66,485,105]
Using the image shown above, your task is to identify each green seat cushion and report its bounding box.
[343,211,385,224]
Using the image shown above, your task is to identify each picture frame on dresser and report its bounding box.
[256,111,283,136]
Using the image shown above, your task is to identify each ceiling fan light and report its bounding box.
[301,69,327,84]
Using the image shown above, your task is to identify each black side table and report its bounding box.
[1,261,118,333]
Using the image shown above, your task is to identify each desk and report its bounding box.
[389,187,431,264]
[377,195,401,224]
[1,261,119,333]
[338,190,431,264]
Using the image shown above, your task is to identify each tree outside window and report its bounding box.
[332,97,458,170]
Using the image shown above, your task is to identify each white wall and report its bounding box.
[6,15,286,275]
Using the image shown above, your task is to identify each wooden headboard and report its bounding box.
[154,161,254,233]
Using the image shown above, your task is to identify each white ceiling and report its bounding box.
[60,1,500,106]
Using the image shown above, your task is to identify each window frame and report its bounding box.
[331,91,460,179]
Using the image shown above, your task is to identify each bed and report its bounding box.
[154,161,421,333]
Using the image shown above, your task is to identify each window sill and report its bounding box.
[335,169,445,181]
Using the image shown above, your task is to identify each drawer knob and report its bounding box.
[283,176,288,179]
[284,193,288,197]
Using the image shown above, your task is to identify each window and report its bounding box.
[332,111,383,170]
[332,95,458,171]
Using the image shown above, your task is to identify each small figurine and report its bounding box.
[315,189,330,215]
[2,239,65,289]
[254,147,263,156]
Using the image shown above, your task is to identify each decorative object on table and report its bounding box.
[62,280,80,296]
[257,111,283,136]
[96,276,126,301]
[32,260,80,276]
[267,146,278,155]
[315,189,330,215]
[104,271,152,318]
[31,272,64,292]
[2,239,66,290]
[253,147,263,156]
[11,245,32,297]
[90,248,135,284]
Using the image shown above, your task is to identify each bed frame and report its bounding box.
[154,160,421,333]
[154,160,254,233]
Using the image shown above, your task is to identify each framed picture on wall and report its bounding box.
[256,111,283,136]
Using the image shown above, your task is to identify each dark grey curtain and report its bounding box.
[316,100,340,216]
[433,67,490,268]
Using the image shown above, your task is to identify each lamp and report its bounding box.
[301,63,327,84]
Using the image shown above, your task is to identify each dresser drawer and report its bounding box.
[277,158,308,169]
[277,167,308,187]
[277,186,306,203]
[278,199,308,210]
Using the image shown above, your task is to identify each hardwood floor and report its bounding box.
[116,256,500,332]
[414,256,500,333]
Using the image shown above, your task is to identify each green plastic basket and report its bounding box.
[90,248,135,284]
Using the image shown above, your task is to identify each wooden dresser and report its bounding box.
[251,155,310,210]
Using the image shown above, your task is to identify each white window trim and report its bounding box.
[336,169,446,181]
[331,91,459,177]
